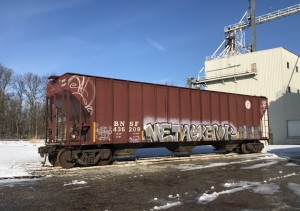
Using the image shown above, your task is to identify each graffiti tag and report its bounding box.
[143,123,234,142]
[143,123,261,142]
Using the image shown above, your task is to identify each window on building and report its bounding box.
[296,66,299,73]
[287,62,290,69]
[288,121,300,137]
[287,86,291,93]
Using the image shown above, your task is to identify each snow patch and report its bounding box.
[167,194,180,199]
[198,184,253,204]
[64,180,87,186]
[268,172,299,182]
[0,178,41,187]
[152,202,182,210]
[252,184,280,194]
[176,162,230,171]
[0,140,45,178]
[288,183,300,197]
[241,161,279,169]
[198,181,280,204]
[285,163,298,167]
[198,192,219,204]
[176,154,282,172]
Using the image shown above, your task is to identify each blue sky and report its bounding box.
[0,0,299,86]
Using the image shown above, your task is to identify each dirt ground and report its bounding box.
[0,152,300,210]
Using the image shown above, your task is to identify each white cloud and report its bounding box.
[146,38,167,52]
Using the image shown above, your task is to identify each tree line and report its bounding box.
[0,64,47,140]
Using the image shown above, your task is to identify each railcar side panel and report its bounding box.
[191,89,201,125]
[168,87,180,123]
[210,92,220,125]
[128,82,143,144]
[39,73,270,168]
[200,91,211,125]
[180,89,191,124]
[41,73,269,158]
[219,92,229,125]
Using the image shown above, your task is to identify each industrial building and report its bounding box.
[200,47,300,144]
[190,1,300,145]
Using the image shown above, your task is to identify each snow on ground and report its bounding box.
[1,141,300,209]
[0,140,45,178]
[151,201,182,210]
[288,183,300,197]
[240,160,279,169]
[63,180,87,186]
[198,181,281,204]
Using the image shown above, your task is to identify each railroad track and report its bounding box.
[26,152,274,178]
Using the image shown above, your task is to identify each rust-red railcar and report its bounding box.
[38,73,269,168]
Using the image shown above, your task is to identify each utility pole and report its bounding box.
[250,0,256,52]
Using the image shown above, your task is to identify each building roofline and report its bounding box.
[250,47,299,57]
[205,47,299,63]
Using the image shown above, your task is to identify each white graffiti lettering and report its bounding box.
[68,76,96,114]
[143,123,240,142]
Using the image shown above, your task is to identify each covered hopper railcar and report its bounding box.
[38,73,269,168]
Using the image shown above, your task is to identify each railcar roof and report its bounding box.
[50,72,267,99]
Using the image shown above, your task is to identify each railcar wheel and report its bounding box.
[98,149,112,166]
[48,154,59,167]
[98,156,112,166]
[241,144,251,154]
[58,149,76,169]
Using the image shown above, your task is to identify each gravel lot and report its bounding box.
[1,151,300,211]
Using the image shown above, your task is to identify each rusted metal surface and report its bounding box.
[45,73,269,147]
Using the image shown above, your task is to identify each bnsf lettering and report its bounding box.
[129,121,139,127]
[114,121,125,127]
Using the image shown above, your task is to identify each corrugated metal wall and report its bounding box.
[91,76,268,144]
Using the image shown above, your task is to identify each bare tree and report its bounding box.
[13,73,47,139]
[0,63,48,140]
[0,64,13,138]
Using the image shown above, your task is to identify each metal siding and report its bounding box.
[128,82,142,116]
[191,89,201,124]
[236,95,246,127]
[180,89,191,123]
[168,87,180,123]
[244,96,253,126]
[210,92,220,124]
[200,91,211,124]
[128,82,143,143]
[143,84,156,124]
[228,94,238,130]
[252,97,260,126]
[205,48,287,102]
[113,80,128,143]
[219,93,229,124]
[58,73,269,145]
[96,78,112,115]
[156,86,168,122]
[95,78,113,144]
